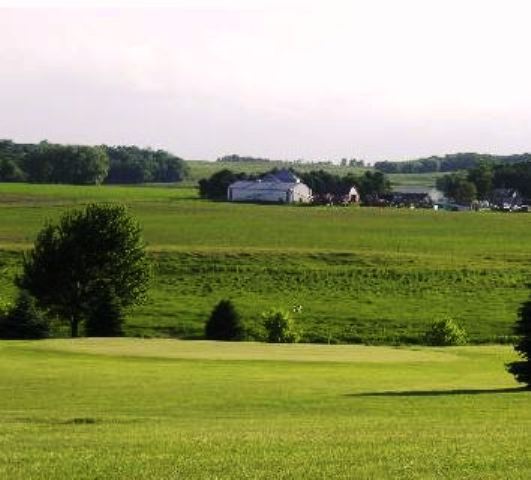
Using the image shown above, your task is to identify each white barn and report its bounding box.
[228,171,312,204]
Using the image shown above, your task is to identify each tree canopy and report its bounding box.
[0,139,188,185]
[17,203,152,337]
[198,169,251,200]
[507,299,531,387]
[22,143,109,184]
[375,152,531,174]
[436,161,531,202]
[436,174,478,204]
[104,145,189,184]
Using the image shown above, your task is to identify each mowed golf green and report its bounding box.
[0,182,530,342]
[0,339,529,479]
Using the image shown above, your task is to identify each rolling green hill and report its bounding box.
[0,182,529,343]
[185,159,442,188]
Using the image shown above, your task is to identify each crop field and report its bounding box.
[0,182,530,342]
[0,339,529,479]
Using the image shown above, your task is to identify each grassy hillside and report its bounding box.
[185,160,369,183]
[0,182,530,342]
[0,339,528,479]
[186,159,442,188]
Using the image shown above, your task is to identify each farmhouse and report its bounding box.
[336,185,360,204]
[313,185,360,205]
[228,170,312,204]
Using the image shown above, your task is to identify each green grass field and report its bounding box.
[0,339,529,479]
[1,183,530,478]
[0,182,530,342]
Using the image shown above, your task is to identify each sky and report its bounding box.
[2,0,531,162]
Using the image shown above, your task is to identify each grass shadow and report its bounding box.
[347,386,529,397]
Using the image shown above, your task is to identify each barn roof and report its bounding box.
[229,181,301,192]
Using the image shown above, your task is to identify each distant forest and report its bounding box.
[0,140,188,185]
[436,162,531,203]
[375,152,531,173]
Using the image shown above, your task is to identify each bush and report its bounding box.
[262,309,300,343]
[198,169,249,200]
[424,317,467,346]
[0,291,49,339]
[205,300,245,341]
[85,287,124,337]
[507,299,531,387]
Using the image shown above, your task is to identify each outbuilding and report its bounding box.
[227,170,312,204]
[381,187,443,208]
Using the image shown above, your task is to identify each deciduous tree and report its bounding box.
[17,204,151,337]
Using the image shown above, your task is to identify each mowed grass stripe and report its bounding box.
[10,338,467,363]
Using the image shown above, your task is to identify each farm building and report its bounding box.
[313,185,360,205]
[490,188,525,211]
[381,187,443,208]
[228,170,312,204]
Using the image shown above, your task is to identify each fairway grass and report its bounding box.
[23,337,464,363]
[0,339,529,479]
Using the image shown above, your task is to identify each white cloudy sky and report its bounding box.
[2,0,531,162]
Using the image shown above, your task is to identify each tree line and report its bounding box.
[375,152,531,174]
[198,168,391,201]
[0,140,188,185]
[217,154,366,167]
[436,162,531,204]
[217,154,272,163]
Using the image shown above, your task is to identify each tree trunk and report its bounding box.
[70,316,80,338]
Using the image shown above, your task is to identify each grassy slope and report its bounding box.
[0,339,529,479]
[186,159,444,188]
[0,183,530,342]
[185,160,370,183]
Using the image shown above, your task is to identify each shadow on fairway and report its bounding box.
[346,386,529,397]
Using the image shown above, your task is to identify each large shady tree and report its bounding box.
[17,204,151,337]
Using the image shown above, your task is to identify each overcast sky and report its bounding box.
[2,0,531,162]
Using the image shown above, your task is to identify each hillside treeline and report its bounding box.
[298,169,389,199]
[436,162,531,203]
[0,140,188,185]
[217,154,272,163]
[375,152,531,174]
[199,168,390,201]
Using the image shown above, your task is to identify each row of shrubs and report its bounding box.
[204,299,469,346]
[205,300,301,343]
[0,294,468,347]
[0,290,124,339]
